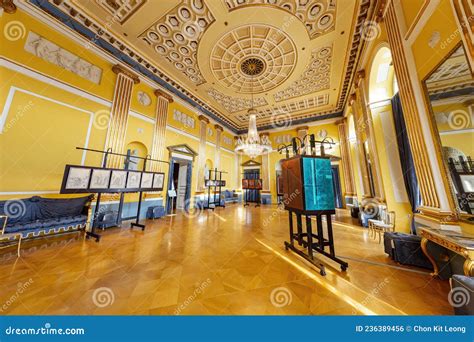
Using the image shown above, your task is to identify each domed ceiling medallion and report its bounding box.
[240,57,266,76]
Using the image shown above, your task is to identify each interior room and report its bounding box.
[0,0,473,320]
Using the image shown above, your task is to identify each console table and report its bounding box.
[420,227,474,277]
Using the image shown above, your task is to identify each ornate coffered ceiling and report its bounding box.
[26,0,373,132]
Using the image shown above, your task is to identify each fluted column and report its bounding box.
[151,89,173,172]
[337,119,356,196]
[214,124,223,169]
[384,1,452,214]
[355,70,385,201]
[235,136,242,189]
[106,65,140,168]
[196,115,209,191]
[261,133,271,192]
[349,93,371,198]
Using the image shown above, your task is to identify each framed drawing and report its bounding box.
[89,169,111,189]
[242,179,249,189]
[109,170,127,190]
[141,172,154,189]
[153,173,165,190]
[64,166,91,190]
[255,179,262,190]
[126,171,141,189]
[248,179,255,189]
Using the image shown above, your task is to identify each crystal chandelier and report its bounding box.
[235,110,272,159]
[234,64,272,159]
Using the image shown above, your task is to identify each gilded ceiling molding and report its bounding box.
[154,89,174,103]
[0,0,16,14]
[112,64,140,84]
[139,0,215,85]
[210,24,297,94]
[274,45,332,102]
[214,124,223,131]
[33,0,235,130]
[95,0,146,24]
[207,88,267,114]
[223,0,337,39]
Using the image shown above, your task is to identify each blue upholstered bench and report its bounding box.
[0,195,93,241]
[146,206,165,219]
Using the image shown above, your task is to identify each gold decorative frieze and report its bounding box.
[210,24,297,94]
[140,0,215,85]
[274,45,332,102]
[24,31,102,84]
[207,88,267,114]
[223,0,337,39]
[95,0,146,24]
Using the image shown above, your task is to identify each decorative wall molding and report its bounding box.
[95,0,146,24]
[0,0,16,14]
[24,31,103,84]
[172,108,195,129]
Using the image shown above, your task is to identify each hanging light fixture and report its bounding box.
[234,58,272,159]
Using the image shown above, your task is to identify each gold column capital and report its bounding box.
[349,93,357,104]
[154,89,173,103]
[198,115,210,124]
[295,126,309,132]
[374,0,388,23]
[0,0,16,14]
[214,124,223,131]
[354,70,366,88]
[335,118,347,126]
[112,64,140,84]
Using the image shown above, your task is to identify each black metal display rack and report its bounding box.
[75,147,168,242]
[203,168,227,210]
[278,135,348,276]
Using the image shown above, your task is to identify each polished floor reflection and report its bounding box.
[0,205,452,315]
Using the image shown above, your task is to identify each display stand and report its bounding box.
[279,135,347,276]
[242,171,261,207]
[74,147,168,242]
[204,168,227,210]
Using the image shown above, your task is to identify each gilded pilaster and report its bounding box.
[151,89,173,172]
[106,65,139,168]
[196,115,209,191]
[337,119,356,196]
[214,124,223,169]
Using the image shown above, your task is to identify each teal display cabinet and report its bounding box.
[281,155,335,213]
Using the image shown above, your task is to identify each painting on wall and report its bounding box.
[24,31,102,84]
[110,170,127,189]
[65,167,91,190]
[89,169,111,189]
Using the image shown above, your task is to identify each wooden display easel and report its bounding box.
[242,171,261,207]
[279,135,348,276]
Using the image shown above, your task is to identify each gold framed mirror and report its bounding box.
[422,43,474,223]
